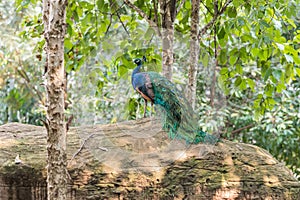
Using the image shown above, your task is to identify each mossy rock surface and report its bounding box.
[0,120,299,199]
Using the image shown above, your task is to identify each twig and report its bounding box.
[70,133,94,162]
[231,124,254,135]
[124,0,161,37]
[213,123,254,136]
[105,14,113,35]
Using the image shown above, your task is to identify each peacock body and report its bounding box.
[131,57,218,144]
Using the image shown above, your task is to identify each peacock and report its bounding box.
[131,57,219,144]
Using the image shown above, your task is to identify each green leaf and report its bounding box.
[229,56,238,65]
[235,64,243,74]
[259,20,270,28]
[253,94,263,108]
[272,70,281,81]
[184,0,191,9]
[234,76,242,87]
[239,79,247,91]
[285,64,294,83]
[219,49,227,65]
[247,78,255,92]
[293,54,300,65]
[232,0,240,7]
[97,0,105,11]
[64,39,73,51]
[251,48,260,57]
[228,7,237,18]
[220,67,228,75]
[265,97,276,110]
[218,27,226,40]
[118,65,128,77]
[276,82,286,93]
[267,97,276,105]
[219,38,227,48]
[264,83,274,97]
[264,67,272,82]
[262,49,269,61]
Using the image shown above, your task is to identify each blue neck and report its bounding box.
[131,64,142,87]
[132,64,142,77]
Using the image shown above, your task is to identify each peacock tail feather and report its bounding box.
[147,72,218,144]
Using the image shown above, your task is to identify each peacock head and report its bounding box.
[133,56,146,66]
[133,58,142,66]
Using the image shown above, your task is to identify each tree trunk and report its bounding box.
[187,0,200,109]
[159,0,176,80]
[43,0,68,199]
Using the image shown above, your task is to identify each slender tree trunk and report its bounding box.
[210,26,218,108]
[43,0,68,199]
[187,0,200,109]
[159,0,176,80]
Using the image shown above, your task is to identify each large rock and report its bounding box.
[0,119,299,199]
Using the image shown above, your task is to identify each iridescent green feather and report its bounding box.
[148,72,218,144]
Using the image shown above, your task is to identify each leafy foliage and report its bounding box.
[0,0,44,125]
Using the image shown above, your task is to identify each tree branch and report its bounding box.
[231,124,254,135]
[124,0,162,37]
[198,0,232,38]
[214,123,255,136]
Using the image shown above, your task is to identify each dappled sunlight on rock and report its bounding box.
[0,121,299,199]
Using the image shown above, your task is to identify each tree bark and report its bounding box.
[43,0,68,199]
[187,0,200,109]
[159,0,176,80]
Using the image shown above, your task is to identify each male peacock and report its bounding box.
[131,57,218,144]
